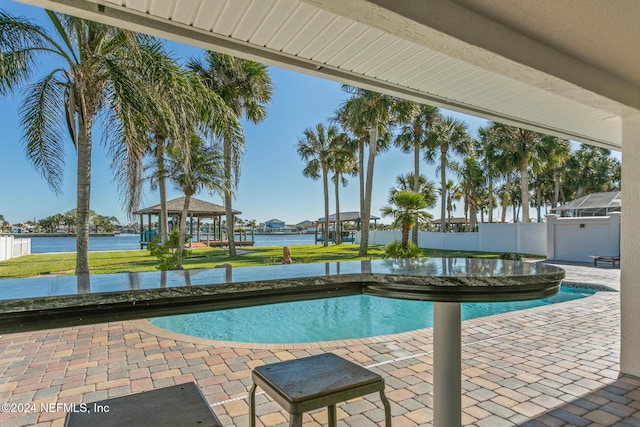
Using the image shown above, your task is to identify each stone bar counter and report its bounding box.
[0,258,564,427]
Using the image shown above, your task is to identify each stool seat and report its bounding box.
[65,382,221,427]
[249,353,391,427]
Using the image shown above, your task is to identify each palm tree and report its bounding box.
[166,134,224,268]
[327,132,358,245]
[477,124,502,222]
[389,173,438,210]
[0,214,7,232]
[425,116,470,231]
[492,124,553,222]
[297,123,336,247]
[0,11,156,274]
[381,191,431,251]
[337,86,414,256]
[188,52,273,257]
[442,180,463,226]
[455,153,485,230]
[395,104,441,243]
[562,145,621,200]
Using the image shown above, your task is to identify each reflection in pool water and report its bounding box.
[149,285,596,344]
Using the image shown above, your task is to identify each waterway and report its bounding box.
[28,233,319,254]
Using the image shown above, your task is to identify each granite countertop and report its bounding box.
[0,258,564,334]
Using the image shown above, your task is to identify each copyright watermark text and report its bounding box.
[1,402,109,414]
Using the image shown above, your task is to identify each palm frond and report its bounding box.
[19,71,68,193]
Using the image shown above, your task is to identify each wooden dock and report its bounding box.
[201,240,255,248]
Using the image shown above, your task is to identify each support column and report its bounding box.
[621,114,640,376]
[433,302,461,427]
[545,214,558,260]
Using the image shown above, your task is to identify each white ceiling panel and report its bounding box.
[328,28,386,69]
[18,0,630,148]
[267,4,318,51]
[191,1,225,31]
[281,10,334,55]
[170,0,202,26]
[211,0,252,37]
[249,1,298,47]
[148,0,172,20]
[123,0,147,14]
[297,15,352,58]
[230,3,275,42]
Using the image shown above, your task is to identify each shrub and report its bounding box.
[148,228,191,270]
[499,252,522,261]
[383,241,422,258]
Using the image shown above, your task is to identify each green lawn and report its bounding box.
[0,245,538,279]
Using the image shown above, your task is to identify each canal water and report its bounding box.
[29,233,319,254]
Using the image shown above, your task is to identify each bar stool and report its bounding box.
[249,353,391,427]
[65,382,221,427]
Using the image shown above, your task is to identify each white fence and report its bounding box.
[358,222,547,255]
[0,235,31,262]
[546,213,620,263]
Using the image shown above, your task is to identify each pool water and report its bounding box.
[149,285,596,344]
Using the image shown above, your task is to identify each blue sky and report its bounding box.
[1,1,606,227]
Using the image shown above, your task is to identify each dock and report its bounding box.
[200,240,255,248]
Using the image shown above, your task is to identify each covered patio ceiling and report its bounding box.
[16,0,639,150]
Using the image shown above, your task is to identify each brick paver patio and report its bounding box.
[0,262,635,426]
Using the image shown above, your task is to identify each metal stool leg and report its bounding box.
[379,390,392,427]
[328,404,337,427]
[289,411,303,427]
[249,384,257,427]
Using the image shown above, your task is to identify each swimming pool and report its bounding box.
[149,284,597,344]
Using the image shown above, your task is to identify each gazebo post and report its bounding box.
[139,214,143,249]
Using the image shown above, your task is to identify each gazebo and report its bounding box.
[315,212,380,244]
[550,191,621,217]
[133,197,246,248]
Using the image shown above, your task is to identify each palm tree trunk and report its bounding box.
[176,193,191,269]
[488,174,494,222]
[412,140,420,245]
[358,138,365,232]
[334,173,341,245]
[553,170,561,207]
[440,154,447,232]
[501,174,512,223]
[156,137,168,245]
[322,166,329,247]
[520,158,530,222]
[75,119,92,275]
[402,224,410,251]
[223,136,237,256]
[359,129,377,256]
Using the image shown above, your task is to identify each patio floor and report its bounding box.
[0,261,634,427]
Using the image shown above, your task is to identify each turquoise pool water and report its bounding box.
[149,285,596,344]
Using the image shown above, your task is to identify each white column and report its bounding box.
[433,302,461,427]
[621,114,640,376]
[545,214,558,260]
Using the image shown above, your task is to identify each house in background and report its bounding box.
[551,191,621,217]
[295,220,315,232]
[265,219,285,231]
[255,218,296,234]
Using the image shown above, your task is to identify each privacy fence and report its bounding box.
[0,235,31,262]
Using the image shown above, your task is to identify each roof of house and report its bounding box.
[550,191,621,214]
[317,212,381,222]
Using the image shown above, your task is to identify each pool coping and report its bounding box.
[132,283,609,350]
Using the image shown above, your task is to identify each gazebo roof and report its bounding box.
[133,197,240,217]
[550,191,621,215]
[317,212,380,222]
